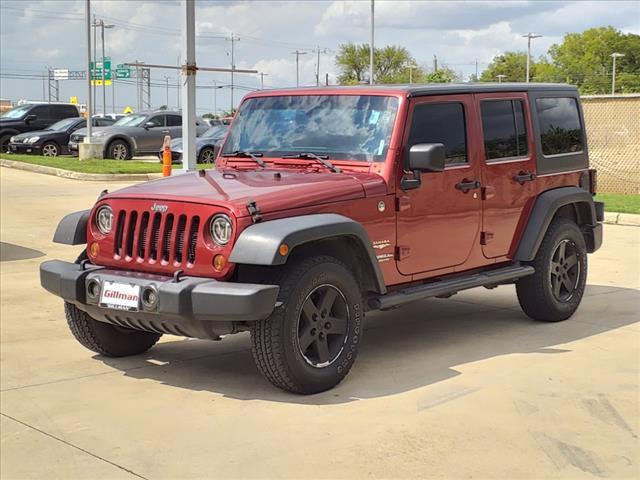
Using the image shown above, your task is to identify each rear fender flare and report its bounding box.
[229,214,387,294]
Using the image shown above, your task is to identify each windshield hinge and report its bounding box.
[246,200,262,223]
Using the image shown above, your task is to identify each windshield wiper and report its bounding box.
[222,150,265,168]
[282,152,341,173]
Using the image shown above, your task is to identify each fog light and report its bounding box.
[89,242,100,257]
[213,254,226,271]
[141,286,159,310]
[87,279,101,300]
[279,243,289,256]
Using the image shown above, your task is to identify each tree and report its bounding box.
[158,105,168,111]
[424,67,460,83]
[336,43,415,84]
[480,52,530,82]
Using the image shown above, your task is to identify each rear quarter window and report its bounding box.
[535,97,583,156]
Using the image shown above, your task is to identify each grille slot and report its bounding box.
[187,217,200,264]
[137,212,150,258]
[149,213,162,260]
[174,215,187,263]
[161,214,175,262]
[125,211,138,258]
[114,210,126,257]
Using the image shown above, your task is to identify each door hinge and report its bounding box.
[480,232,494,245]
[395,245,411,261]
[395,196,411,212]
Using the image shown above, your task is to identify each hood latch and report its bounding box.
[246,200,262,223]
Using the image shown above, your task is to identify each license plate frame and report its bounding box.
[99,281,141,312]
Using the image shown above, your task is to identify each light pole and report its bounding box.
[291,50,308,87]
[611,52,625,95]
[85,0,92,141]
[164,76,170,107]
[406,62,417,84]
[259,72,269,90]
[497,74,506,83]
[225,33,239,111]
[522,32,542,83]
[369,0,374,85]
[96,19,114,114]
[212,80,224,116]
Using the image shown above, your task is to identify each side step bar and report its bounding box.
[369,264,534,310]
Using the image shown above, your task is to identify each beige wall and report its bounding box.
[582,95,640,194]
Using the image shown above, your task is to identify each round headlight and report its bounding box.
[210,214,232,246]
[96,205,113,235]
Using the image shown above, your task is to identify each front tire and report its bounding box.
[107,140,131,160]
[250,256,363,394]
[0,134,12,153]
[65,302,161,357]
[198,146,216,164]
[516,218,588,322]
[41,141,59,157]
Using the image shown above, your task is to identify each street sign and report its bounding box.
[90,57,112,81]
[69,96,78,104]
[91,80,112,86]
[115,68,131,79]
[53,69,69,80]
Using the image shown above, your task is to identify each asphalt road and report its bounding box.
[1,167,638,480]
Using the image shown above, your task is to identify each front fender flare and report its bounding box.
[53,210,90,245]
[229,214,386,294]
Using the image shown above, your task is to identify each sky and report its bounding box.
[1,0,639,115]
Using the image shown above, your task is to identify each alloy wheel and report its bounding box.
[200,148,215,164]
[296,284,350,368]
[549,239,581,302]
[42,144,58,157]
[113,144,127,160]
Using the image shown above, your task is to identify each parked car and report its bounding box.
[0,103,80,152]
[41,83,603,394]
[8,117,115,157]
[68,111,208,159]
[157,125,229,164]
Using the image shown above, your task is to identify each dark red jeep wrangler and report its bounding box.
[41,84,603,394]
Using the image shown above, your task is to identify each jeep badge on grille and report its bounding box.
[150,203,168,213]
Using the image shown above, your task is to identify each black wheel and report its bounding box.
[198,146,216,164]
[65,302,161,357]
[107,140,130,160]
[516,218,587,322]
[0,134,12,153]
[250,255,363,394]
[41,141,59,157]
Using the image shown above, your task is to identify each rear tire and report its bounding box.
[516,218,587,322]
[107,139,131,160]
[0,134,12,153]
[65,302,161,357]
[250,256,363,394]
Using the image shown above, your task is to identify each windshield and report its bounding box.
[222,95,399,162]
[202,126,228,140]
[112,114,146,127]
[48,118,81,131]
[1,104,32,119]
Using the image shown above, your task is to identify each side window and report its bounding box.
[167,115,182,127]
[535,97,583,156]
[54,105,78,118]
[408,102,467,164]
[146,115,165,127]
[480,99,528,161]
[72,120,86,131]
[29,105,50,118]
[95,118,112,127]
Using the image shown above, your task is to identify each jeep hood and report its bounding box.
[104,168,386,217]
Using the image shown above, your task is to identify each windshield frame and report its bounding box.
[47,118,82,131]
[221,93,401,165]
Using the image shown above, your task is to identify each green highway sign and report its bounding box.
[116,68,131,79]
[90,57,111,80]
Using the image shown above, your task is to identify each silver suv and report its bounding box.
[69,111,208,159]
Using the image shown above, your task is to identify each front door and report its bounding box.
[396,95,483,275]
[476,93,536,258]
[140,114,169,152]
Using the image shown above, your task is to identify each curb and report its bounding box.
[603,211,640,227]
[0,158,162,182]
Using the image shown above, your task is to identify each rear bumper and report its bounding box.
[40,260,279,339]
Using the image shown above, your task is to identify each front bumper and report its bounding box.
[40,260,279,339]
[9,143,41,154]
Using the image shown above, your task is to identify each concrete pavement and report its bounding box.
[1,167,638,479]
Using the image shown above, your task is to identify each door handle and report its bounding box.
[161,130,170,134]
[514,171,536,184]
[455,179,481,193]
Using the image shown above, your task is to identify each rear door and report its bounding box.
[166,114,182,139]
[476,92,536,258]
[396,95,483,275]
[28,105,51,130]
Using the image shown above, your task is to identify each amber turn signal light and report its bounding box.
[89,242,100,257]
[279,244,289,256]
[212,254,227,271]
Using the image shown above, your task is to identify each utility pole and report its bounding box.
[177,54,181,109]
[259,72,269,90]
[522,32,542,82]
[164,76,170,107]
[181,0,197,173]
[369,0,374,85]
[96,19,114,114]
[85,0,92,140]
[611,52,625,95]
[497,74,506,83]
[325,73,329,86]
[212,80,220,115]
[226,33,239,111]
[475,59,478,80]
[292,50,308,87]
[314,45,328,86]
[433,54,438,72]
[112,79,115,114]
[92,14,97,110]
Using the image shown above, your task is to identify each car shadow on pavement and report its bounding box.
[97,284,639,405]
[0,242,45,262]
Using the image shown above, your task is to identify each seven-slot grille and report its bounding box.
[113,210,200,265]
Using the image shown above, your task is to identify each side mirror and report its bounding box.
[408,143,446,172]
[144,121,156,129]
[24,114,37,124]
[401,143,446,190]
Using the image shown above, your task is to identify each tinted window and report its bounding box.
[51,105,78,118]
[95,118,114,126]
[167,115,182,126]
[408,103,467,164]
[536,97,583,155]
[30,105,50,118]
[146,115,165,127]
[481,100,528,160]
